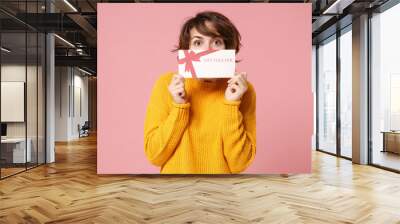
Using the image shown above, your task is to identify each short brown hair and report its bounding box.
[173,11,242,53]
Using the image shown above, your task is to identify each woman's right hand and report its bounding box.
[168,73,187,104]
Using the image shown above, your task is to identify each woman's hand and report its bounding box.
[225,72,248,102]
[168,73,187,104]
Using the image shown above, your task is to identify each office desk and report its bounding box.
[381,131,400,154]
[1,138,32,164]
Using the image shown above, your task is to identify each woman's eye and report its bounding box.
[194,40,201,46]
[214,40,222,45]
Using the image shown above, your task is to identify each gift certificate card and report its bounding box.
[178,49,236,78]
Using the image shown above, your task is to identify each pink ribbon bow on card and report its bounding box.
[177,49,218,78]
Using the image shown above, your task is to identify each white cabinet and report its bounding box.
[1,138,32,163]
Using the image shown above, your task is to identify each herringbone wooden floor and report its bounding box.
[1,133,400,224]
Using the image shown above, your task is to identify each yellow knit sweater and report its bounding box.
[144,72,256,174]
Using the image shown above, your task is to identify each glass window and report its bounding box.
[317,35,337,154]
[371,3,400,171]
[339,27,352,158]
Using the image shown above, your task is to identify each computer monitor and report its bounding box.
[1,123,7,137]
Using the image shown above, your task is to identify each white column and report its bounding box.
[46,1,55,163]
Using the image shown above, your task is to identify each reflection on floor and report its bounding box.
[1,167,25,178]
[373,150,400,171]
[0,162,43,178]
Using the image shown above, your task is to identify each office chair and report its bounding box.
[79,121,90,138]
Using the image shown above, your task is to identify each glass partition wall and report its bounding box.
[0,1,46,179]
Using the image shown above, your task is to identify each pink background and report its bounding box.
[97,3,312,174]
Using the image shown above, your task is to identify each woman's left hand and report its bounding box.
[225,72,248,102]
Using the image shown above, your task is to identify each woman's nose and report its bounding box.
[207,42,214,49]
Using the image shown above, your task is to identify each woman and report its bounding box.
[144,11,256,174]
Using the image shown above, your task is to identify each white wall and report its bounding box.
[55,67,89,141]
[55,66,70,141]
[1,66,26,137]
[73,73,89,138]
